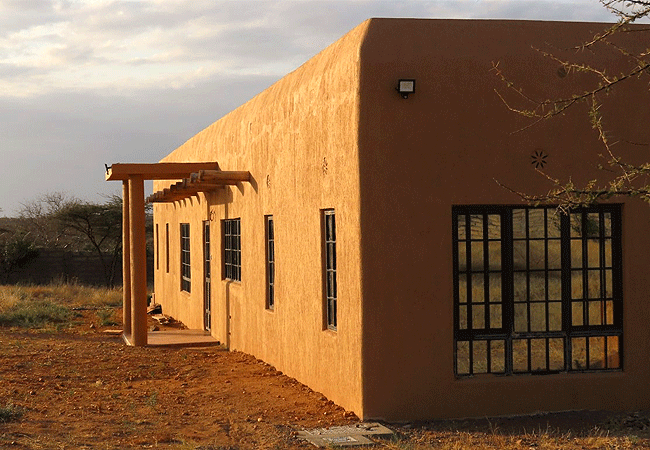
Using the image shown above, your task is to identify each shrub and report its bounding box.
[0,403,23,423]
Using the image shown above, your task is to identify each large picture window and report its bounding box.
[223,218,241,282]
[180,223,191,293]
[453,205,622,376]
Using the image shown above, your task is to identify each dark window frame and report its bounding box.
[180,223,191,293]
[265,215,275,310]
[223,218,241,282]
[453,205,622,377]
[322,209,337,331]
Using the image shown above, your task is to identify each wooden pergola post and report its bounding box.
[128,175,148,346]
[122,181,132,340]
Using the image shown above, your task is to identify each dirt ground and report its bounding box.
[2,308,650,450]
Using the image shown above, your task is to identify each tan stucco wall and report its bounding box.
[153,21,368,415]
[357,19,650,420]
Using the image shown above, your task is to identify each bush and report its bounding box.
[0,403,23,423]
[0,300,72,328]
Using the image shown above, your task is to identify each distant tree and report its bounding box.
[54,195,124,288]
[493,0,650,210]
[0,232,39,283]
[18,192,71,248]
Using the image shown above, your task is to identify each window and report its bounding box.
[165,223,170,273]
[323,209,337,330]
[223,218,241,281]
[155,224,159,271]
[265,216,275,310]
[453,205,622,376]
[180,223,191,292]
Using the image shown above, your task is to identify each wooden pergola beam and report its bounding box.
[105,162,220,181]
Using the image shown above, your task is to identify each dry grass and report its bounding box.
[0,282,122,328]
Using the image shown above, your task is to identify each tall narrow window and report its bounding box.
[223,218,241,282]
[265,215,275,310]
[180,223,191,292]
[155,224,159,271]
[323,209,337,330]
[453,205,622,377]
[165,223,170,273]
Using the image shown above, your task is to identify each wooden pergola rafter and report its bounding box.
[105,162,251,347]
[146,170,252,204]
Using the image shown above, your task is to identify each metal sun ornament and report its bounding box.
[531,149,548,169]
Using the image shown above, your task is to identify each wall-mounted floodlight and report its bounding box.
[397,79,415,99]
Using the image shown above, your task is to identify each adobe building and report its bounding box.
[108,19,650,421]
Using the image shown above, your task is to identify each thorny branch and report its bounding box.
[493,0,650,209]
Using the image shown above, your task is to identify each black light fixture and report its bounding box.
[397,79,415,99]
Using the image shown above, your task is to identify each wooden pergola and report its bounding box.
[105,162,251,346]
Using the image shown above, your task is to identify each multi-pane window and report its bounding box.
[180,223,191,292]
[323,210,337,330]
[265,216,275,310]
[453,205,622,376]
[223,218,241,281]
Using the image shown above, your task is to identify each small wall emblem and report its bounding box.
[531,149,548,169]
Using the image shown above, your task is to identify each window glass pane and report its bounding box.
[473,340,488,374]
[588,301,605,326]
[490,340,505,373]
[570,214,582,238]
[586,213,600,238]
[458,305,468,329]
[572,337,587,370]
[529,240,546,270]
[470,215,483,240]
[489,273,502,303]
[604,239,612,267]
[548,302,562,331]
[458,242,467,271]
[530,275,545,301]
[587,270,600,299]
[571,271,583,299]
[605,270,613,298]
[513,272,528,301]
[472,304,485,329]
[488,241,501,270]
[513,339,528,372]
[487,215,501,239]
[547,212,561,238]
[607,336,620,368]
[548,271,561,300]
[457,215,466,240]
[530,339,546,371]
[512,209,527,239]
[529,302,546,332]
[572,301,584,326]
[605,300,614,325]
[489,303,502,329]
[471,242,484,271]
[603,213,612,237]
[472,277,484,303]
[456,341,470,375]
[513,241,527,270]
[528,209,545,239]
[458,273,467,303]
[549,338,564,371]
[587,241,600,268]
[588,336,606,369]
[547,240,561,269]
[514,303,528,332]
[571,240,583,268]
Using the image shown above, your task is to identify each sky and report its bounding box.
[0,0,630,216]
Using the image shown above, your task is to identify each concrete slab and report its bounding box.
[296,422,394,447]
[146,330,221,348]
